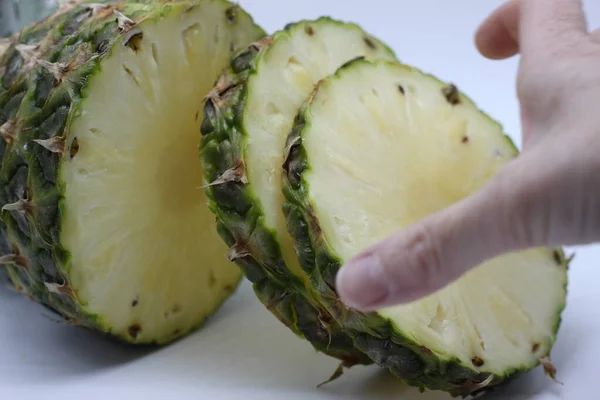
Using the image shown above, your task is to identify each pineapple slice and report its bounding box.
[282,58,569,396]
[200,18,396,368]
[200,18,399,367]
[0,0,264,344]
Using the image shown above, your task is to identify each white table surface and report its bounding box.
[2,1,599,399]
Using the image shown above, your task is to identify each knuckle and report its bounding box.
[518,41,600,113]
[399,225,444,286]
[517,63,563,105]
[518,73,566,120]
[489,161,550,247]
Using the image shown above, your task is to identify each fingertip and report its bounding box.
[474,0,520,60]
[336,252,390,311]
[475,27,519,61]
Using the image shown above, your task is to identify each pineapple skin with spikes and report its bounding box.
[0,0,265,344]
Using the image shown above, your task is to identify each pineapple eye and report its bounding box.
[69,137,79,159]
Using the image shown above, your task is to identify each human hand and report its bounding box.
[336,0,600,311]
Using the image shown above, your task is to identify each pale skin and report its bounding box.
[336,0,600,311]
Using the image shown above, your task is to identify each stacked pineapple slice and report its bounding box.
[0,1,568,397]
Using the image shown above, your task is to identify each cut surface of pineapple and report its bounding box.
[60,3,263,343]
[282,58,568,395]
[242,18,397,288]
[0,0,264,344]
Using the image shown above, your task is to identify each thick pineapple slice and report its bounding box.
[0,0,264,344]
[200,18,396,367]
[282,58,568,396]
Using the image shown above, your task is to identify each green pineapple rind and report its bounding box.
[281,57,569,397]
[198,18,399,368]
[0,0,265,345]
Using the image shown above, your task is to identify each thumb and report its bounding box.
[335,156,547,311]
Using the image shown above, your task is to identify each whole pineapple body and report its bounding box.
[281,58,568,396]
[0,0,265,344]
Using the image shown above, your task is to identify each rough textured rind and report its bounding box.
[0,0,265,344]
[199,18,398,369]
[281,58,569,397]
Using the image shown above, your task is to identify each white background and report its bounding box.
[2,1,600,399]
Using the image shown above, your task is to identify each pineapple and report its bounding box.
[200,18,396,369]
[0,0,265,344]
[282,58,569,396]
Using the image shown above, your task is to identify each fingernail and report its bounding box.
[336,252,389,311]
